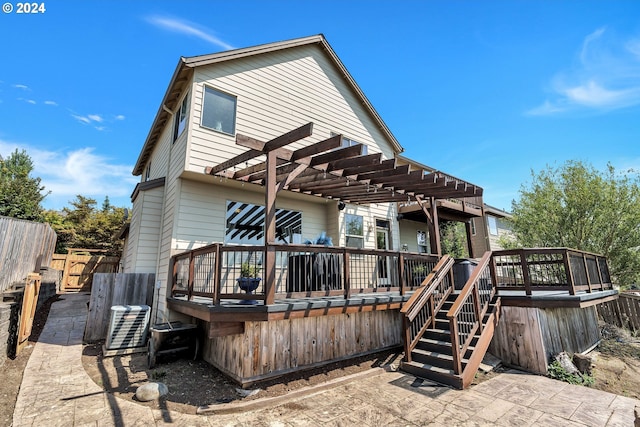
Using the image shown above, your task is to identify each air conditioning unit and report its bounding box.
[105,305,150,350]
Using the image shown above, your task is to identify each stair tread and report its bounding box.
[412,348,470,363]
[404,360,457,376]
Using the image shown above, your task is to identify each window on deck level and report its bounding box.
[201,86,237,135]
[225,201,302,245]
[173,91,190,142]
[417,230,429,253]
[345,214,364,249]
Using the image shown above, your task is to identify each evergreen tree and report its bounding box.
[0,149,48,221]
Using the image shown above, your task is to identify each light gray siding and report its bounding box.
[187,44,396,175]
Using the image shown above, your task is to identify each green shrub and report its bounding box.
[547,361,594,386]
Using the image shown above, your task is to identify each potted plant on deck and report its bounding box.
[237,262,261,305]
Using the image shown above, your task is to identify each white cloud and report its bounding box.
[44,100,58,106]
[0,139,138,209]
[71,113,107,128]
[146,15,235,50]
[115,114,125,120]
[72,114,92,124]
[527,27,640,116]
[13,84,29,90]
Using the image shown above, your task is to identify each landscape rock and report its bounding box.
[235,388,260,397]
[135,382,169,401]
[573,353,593,375]
[555,352,579,375]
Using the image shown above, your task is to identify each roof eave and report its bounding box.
[133,57,189,176]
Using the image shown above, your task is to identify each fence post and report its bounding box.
[583,253,593,293]
[449,319,462,374]
[213,244,221,305]
[520,250,532,296]
[473,285,483,333]
[343,249,351,299]
[398,253,405,296]
[563,250,576,295]
[188,252,195,301]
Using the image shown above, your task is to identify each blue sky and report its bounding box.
[1,1,639,211]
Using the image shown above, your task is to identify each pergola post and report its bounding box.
[465,220,475,258]
[264,151,277,305]
[429,197,442,256]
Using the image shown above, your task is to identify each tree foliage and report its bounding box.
[0,149,48,221]
[440,220,468,258]
[509,160,640,288]
[44,195,128,256]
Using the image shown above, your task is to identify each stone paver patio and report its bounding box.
[12,293,640,426]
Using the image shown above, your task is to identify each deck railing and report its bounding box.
[170,243,439,303]
[491,248,612,295]
[447,251,496,375]
[400,255,455,362]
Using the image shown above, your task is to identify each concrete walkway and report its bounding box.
[12,293,640,426]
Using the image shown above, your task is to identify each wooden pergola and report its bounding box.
[205,123,483,304]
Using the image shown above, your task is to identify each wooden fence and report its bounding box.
[51,250,120,292]
[597,292,640,333]
[84,273,155,342]
[0,216,56,293]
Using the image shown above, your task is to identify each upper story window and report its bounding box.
[470,218,477,236]
[144,162,151,182]
[345,214,364,249]
[331,133,368,155]
[487,216,498,236]
[202,86,237,135]
[173,91,190,142]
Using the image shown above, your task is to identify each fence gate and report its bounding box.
[16,273,41,355]
[51,249,120,292]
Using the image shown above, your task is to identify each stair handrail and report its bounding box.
[446,251,496,375]
[401,255,455,361]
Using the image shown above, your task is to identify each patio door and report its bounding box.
[376,220,391,285]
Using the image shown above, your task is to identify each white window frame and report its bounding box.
[201,85,237,135]
[173,91,190,142]
[417,230,429,253]
[345,213,364,249]
[487,216,498,236]
[471,218,477,236]
[144,162,151,182]
[331,132,368,155]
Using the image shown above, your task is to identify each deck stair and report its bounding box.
[400,252,501,389]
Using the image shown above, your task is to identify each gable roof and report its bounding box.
[133,34,403,176]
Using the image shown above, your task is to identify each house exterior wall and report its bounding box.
[187,44,396,175]
[143,44,402,320]
[173,178,331,251]
[398,219,429,253]
[486,213,512,251]
[122,185,164,274]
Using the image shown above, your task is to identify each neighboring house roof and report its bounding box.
[133,34,403,176]
[484,204,513,219]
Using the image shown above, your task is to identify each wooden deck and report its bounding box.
[167,245,617,387]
